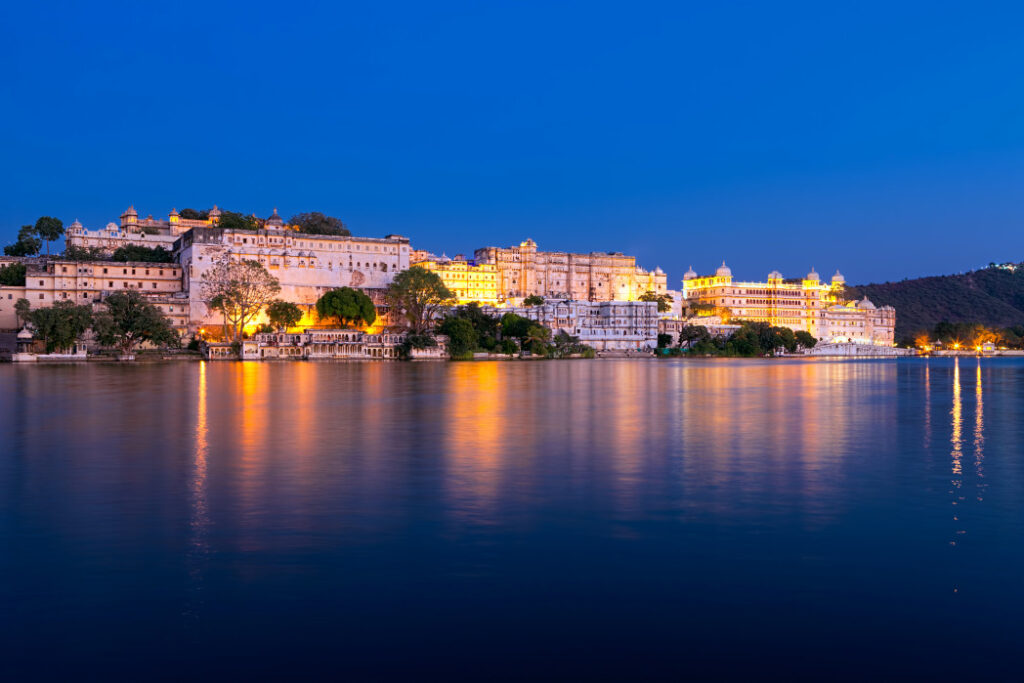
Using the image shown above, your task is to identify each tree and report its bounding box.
[93,290,179,356]
[0,262,26,286]
[499,338,519,356]
[110,245,175,263]
[639,290,673,313]
[657,333,673,349]
[14,298,31,327]
[179,208,209,220]
[500,312,533,341]
[63,245,106,261]
[23,300,92,353]
[525,324,552,355]
[795,331,818,349]
[200,260,281,341]
[445,303,500,350]
[385,266,454,334]
[216,211,260,231]
[4,225,42,257]
[678,325,711,348]
[289,212,350,236]
[523,294,544,307]
[266,300,304,331]
[316,287,376,327]
[438,316,478,357]
[34,216,64,257]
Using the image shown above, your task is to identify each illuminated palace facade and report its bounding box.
[65,205,223,253]
[682,263,896,345]
[410,252,500,305]
[176,212,411,331]
[473,239,667,302]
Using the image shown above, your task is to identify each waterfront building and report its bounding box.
[681,263,896,345]
[410,253,500,305]
[233,328,447,361]
[473,239,667,302]
[0,257,187,331]
[483,299,660,351]
[176,217,411,332]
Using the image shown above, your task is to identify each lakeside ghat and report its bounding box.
[0,203,943,362]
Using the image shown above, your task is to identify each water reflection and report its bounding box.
[185,361,210,620]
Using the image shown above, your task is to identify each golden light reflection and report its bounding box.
[949,358,964,546]
[185,360,210,620]
[974,360,984,491]
[923,363,931,450]
[444,361,504,520]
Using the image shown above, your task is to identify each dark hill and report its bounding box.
[846,264,1024,339]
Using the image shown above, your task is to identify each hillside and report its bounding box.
[846,264,1024,340]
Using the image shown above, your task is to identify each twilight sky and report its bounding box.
[2,1,1023,285]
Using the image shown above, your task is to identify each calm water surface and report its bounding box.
[2,358,1023,679]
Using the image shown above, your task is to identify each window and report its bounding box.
[152,283,157,289]
[39,294,43,299]
[103,268,108,274]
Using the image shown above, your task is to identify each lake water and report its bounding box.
[2,358,1023,679]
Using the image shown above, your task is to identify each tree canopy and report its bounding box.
[266,300,305,331]
[179,208,209,220]
[93,290,179,355]
[4,225,42,257]
[110,245,176,263]
[385,266,454,334]
[438,316,478,357]
[215,211,260,231]
[0,262,26,286]
[289,212,350,236]
[639,290,673,313]
[523,295,544,307]
[315,287,376,328]
[200,260,281,341]
[34,216,64,256]
[23,300,92,353]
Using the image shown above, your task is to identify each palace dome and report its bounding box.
[806,267,819,281]
[683,265,698,280]
[266,207,284,226]
[715,261,732,278]
[768,269,783,280]
[857,297,876,310]
[832,270,845,284]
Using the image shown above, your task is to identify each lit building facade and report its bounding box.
[473,239,667,302]
[681,263,895,345]
[410,253,500,305]
[176,219,411,332]
[483,299,660,351]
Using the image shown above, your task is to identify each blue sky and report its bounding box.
[2,1,1023,285]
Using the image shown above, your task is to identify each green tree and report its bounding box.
[385,266,454,334]
[678,325,712,348]
[93,290,179,356]
[4,225,42,257]
[438,316,478,357]
[525,324,552,355]
[110,245,175,263]
[0,262,26,286]
[179,208,209,220]
[215,211,260,231]
[34,216,64,256]
[656,332,672,348]
[795,330,817,349]
[523,294,544,307]
[199,260,281,341]
[500,312,533,341]
[266,300,304,331]
[24,300,93,353]
[499,338,519,356]
[639,290,673,313]
[14,298,31,327]
[446,302,500,350]
[289,212,350,236]
[63,245,106,261]
[316,287,376,327]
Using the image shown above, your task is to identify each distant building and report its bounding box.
[474,239,667,302]
[484,299,659,351]
[410,252,500,306]
[65,205,220,253]
[681,263,896,345]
